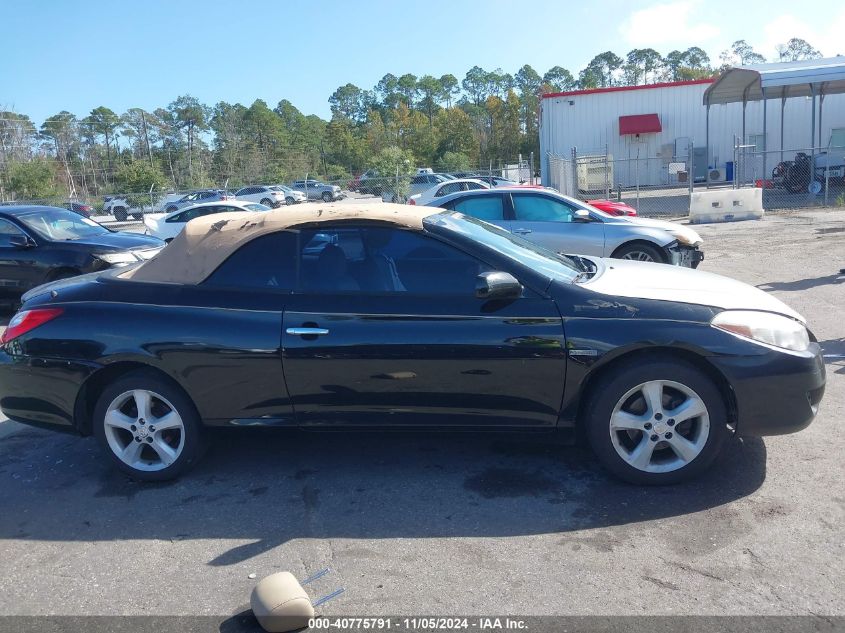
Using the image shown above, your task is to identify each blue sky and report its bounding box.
[2,0,842,126]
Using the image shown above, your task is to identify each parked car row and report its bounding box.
[100,181,340,220]
[0,202,824,486]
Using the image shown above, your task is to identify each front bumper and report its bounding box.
[709,342,825,436]
[667,243,704,268]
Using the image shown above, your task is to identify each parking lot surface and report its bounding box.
[0,209,842,618]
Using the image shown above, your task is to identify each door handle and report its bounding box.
[286,327,330,336]
[514,228,532,234]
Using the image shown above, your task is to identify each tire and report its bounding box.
[113,207,128,222]
[583,356,730,485]
[260,198,273,207]
[131,213,143,221]
[93,369,205,481]
[321,191,332,202]
[285,197,294,206]
[613,242,666,263]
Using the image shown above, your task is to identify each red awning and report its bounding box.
[619,113,662,135]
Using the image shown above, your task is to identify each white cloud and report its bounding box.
[619,1,720,48]
[756,9,845,59]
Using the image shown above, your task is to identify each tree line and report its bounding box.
[0,37,825,202]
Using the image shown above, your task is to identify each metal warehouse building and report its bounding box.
[539,60,845,190]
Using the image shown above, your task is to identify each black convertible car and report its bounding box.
[0,204,825,484]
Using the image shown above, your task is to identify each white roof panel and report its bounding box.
[703,56,845,104]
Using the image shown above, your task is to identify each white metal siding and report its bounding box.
[540,83,845,186]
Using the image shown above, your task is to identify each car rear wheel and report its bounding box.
[131,213,143,220]
[321,191,332,202]
[113,207,128,222]
[285,197,294,206]
[613,242,665,263]
[260,198,273,207]
[584,357,729,485]
[93,370,204,481]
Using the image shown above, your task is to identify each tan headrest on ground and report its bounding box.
[250,571,315,632]
[120,202,433,286]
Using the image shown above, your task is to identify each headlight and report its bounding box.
[95,252,138,266]
[711,310,810,352]
[667,227,702,246]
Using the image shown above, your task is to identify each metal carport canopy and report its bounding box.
[703,56,845,104]
[701,56,845,186]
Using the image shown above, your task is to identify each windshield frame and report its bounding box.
[16,208,112,241]
[422,211,581,286]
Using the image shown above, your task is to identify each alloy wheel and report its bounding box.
[621,250,656,262]
[608,379,710,473]
[103,389,185,472]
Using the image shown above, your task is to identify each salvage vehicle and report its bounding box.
[291,180,344,202]
[0,205,163,302]
[0,204,824,484]
[428,188,702,267]
[143,200,271,242]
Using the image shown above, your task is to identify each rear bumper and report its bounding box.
[709,343,825,436]
[0,349,96,433]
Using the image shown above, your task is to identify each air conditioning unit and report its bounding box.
[709,168,727,182]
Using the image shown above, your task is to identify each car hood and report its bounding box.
[613,216,703,245]
[62,231,165,251]
[584,258,804,322]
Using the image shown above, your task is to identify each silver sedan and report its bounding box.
[427,187,703,267]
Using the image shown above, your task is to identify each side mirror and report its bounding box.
[9,235,33,249]
[573,210,592,223]
[475,271,522,300]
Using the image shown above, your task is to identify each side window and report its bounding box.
[466,182,486,190]
[452,195,505,222]
[200,191,215,200]
[437,182,462,197]
[0,219,25,247]
[298,227,488,295]
[204,232,297,289]
[411,176,426,185]
[512,194,574,222]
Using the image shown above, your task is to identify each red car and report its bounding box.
[586,199,637,216]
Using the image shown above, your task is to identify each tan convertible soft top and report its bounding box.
[120,202,434,285]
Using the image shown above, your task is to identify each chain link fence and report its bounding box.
[0,155,541,223]
[549,142,845,218]
[734,143,845,210]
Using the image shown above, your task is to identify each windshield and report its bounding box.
[425,212,580,283]
[18,208,110,241]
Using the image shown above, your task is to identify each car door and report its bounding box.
[0,218,41,299]
[281,225,566,428]
[507,192,606,257]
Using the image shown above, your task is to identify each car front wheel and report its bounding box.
[321,191,332,202]
[113,207,128,222]
[93,370,204,481]
[613,242,665,263]
[285,197,294,205]
[584,357,730,485]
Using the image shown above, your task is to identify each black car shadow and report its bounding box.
[757,272,845,292]
[820,338,845,375]
[0,425,766,568]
